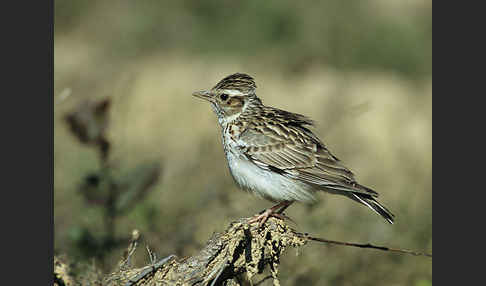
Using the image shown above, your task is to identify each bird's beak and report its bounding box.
[192,90,213,102]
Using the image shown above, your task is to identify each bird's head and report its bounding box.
[193,73,260,125]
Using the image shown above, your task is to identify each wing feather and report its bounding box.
[239,115,377,197]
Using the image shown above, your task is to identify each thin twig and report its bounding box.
[297,233,432,258]
[146,245,157,265]
[120,230,141,270]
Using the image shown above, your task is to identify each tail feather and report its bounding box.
[350,193,395,224]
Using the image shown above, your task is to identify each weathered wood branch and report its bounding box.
[105,217,305,286]
[54,217,431,286]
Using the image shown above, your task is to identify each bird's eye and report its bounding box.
[220,94,229,101]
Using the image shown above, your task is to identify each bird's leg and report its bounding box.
[276,201,293,214]
[247,201,294,227]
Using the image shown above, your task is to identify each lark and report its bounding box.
[193,73,394,226]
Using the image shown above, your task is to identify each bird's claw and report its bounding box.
[247,209,294,228]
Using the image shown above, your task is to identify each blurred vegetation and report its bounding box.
[55,0,431,79]
[54,1,431,285]
[62,97,161,268]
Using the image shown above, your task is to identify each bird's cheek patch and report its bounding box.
[228,97,244,107]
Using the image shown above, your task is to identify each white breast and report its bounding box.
[224,143,316,203]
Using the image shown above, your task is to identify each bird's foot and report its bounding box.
[247,201,295,228]
[247,209,281,228]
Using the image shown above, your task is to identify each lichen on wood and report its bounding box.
[105,217,307,286]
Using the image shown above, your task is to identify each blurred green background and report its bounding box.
[54,0,432,285]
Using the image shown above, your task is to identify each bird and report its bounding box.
[192,73,394,226]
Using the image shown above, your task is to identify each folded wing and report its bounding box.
[239,120,378,197]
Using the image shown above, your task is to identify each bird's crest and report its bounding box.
[213,73,257,93]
